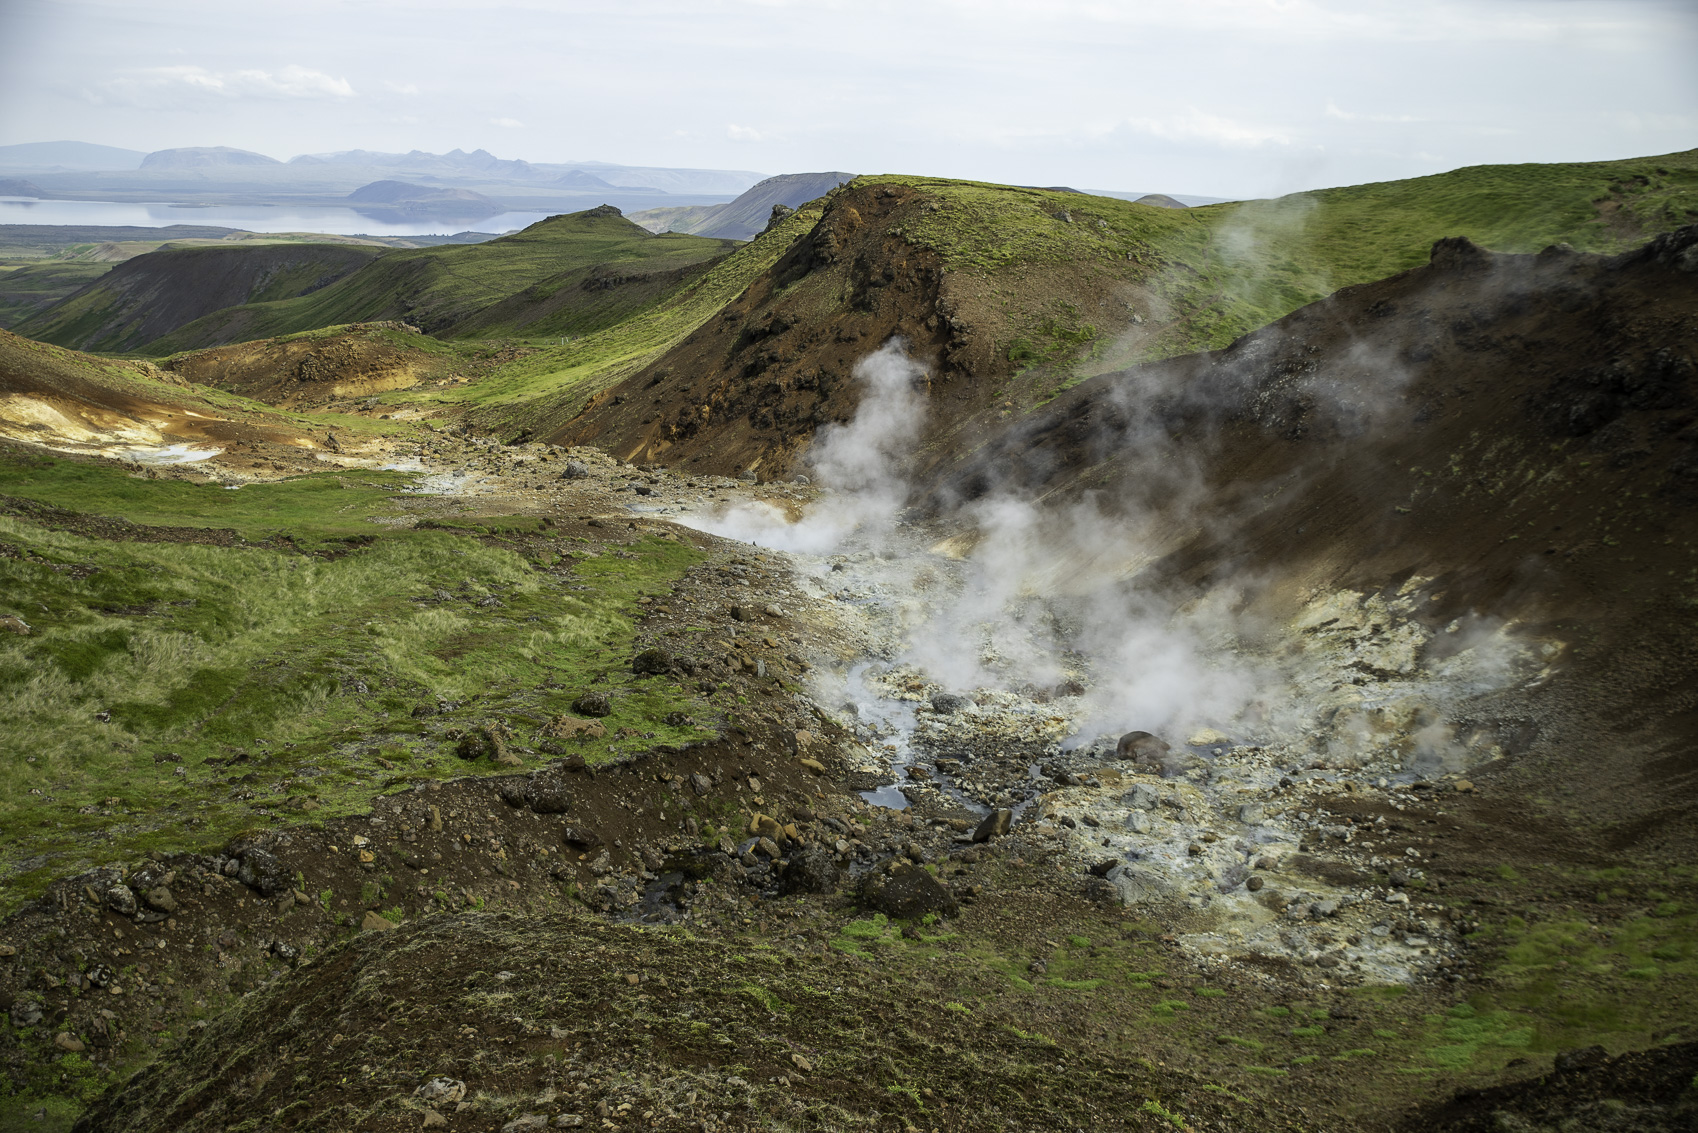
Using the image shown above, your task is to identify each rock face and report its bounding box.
[858,864,959,919]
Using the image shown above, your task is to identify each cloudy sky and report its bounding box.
[1,0,1693,197]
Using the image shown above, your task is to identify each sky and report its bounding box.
[0,0,1693,198]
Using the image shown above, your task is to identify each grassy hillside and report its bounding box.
[143,209,739,353]
[16,243,386,353]
[878,147,1698,364]
[0,262,112,329]
[629,171,857,240]
[431,198,834,440]
[0,446,711,910]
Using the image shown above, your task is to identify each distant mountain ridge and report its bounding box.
[629,172,858,240]
[140,146,283,169]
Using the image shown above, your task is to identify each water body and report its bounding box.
[0,196,551,237]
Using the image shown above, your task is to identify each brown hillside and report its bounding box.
[164,321,455,407]
[551,180,1158,475]
[0,328,333,468]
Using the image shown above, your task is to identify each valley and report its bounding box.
[0,153,1696,1133]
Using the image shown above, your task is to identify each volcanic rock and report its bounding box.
[858,863,958,919]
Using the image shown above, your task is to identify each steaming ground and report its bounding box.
[680,340,1556,987]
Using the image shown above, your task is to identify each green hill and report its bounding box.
[143,207,739,353]
[15,243,385,352]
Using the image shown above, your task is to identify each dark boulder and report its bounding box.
[572,691,612,717]
[632,648,672,676]
[778,842,841,895]
[236,848,291,897]
[858,864,958,920]
[525,775,572,814]
[561,825,602,851]
[1115,731,1171,764]
[972,808,1012,842]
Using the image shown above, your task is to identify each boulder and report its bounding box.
[858,864,958,920]
[632,648,672,676]
[1103,863,1174,906]
[360,911,398,932]
[1115,731,1171,763]
[456,726,507,761]
[144,886,177,914]
[971,808,1012,842]
[929,693,970,715]
[543,715,607,739]
[561,825,602,851]
[571,691,612,718]
[104,885,137,916]
[748,813,785,841]
[779,842,841,894]
[525,775,572,814]
[236,849,291,897]
[416,1078,467,1104]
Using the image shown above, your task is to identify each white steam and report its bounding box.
[686,339,928,553]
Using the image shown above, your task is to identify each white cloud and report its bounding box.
[384,80,421,95]
[726,124,764,142]
[93,64,354,107]
[491,117,524,128]
[1123,109,1293,148]
[1325,100,1422,124]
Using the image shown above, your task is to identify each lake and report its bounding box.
[0,197,556,237]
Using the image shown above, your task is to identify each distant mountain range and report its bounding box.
[0,142,768,208]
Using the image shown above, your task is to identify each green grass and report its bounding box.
[0,448,416,540]
[0,455,710,911]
